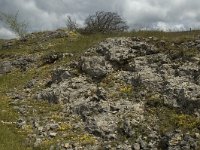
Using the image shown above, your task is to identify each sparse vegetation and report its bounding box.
[0,11,29,40]
[66,16,79,31]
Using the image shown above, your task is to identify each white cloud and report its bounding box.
[0,27,16,39]
[153,22,186,31]
[1,0,200,39]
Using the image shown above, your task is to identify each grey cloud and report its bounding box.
[0,0,200,39]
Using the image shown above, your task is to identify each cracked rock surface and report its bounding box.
[34,37,200,149]
[3,37,200,149]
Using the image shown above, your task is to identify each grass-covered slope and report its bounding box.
[0,29,200,149]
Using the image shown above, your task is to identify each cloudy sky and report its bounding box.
[0,0,200,39]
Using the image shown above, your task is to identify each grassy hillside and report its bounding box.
[0,30,200,149]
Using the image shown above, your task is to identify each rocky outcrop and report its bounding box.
[13,56,36,71]
[160,130,199,150]
[0,56,36,75]
[80,56,112,79]
[9,37,200,149]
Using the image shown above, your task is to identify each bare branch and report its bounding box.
[66,16,78,31]
[0,11,29,40]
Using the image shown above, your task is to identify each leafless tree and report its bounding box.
[84,11,128,33]
[0,11,29,40]
[66,16,78,31]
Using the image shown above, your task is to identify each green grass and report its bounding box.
[0,124,31,150]
[154,107,200,133]
[0,70,36,150]
[1,30,200,58]
[0,96,18,121]
[145,91,200,133]
[0,70,35,93]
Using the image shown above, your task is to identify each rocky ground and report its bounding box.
[0,31,200,150]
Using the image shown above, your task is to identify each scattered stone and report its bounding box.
[42,52,63,65]
[1,40,15,49]
[12,56,35,71]
[34,138,42,148]
[36,89,60,104]
[51,68,72,84]
[49,132,57,137]
[195,133,200,138]
[64,143,70,149]
[16,118,26,128]
[0,61,12,75]
[160,131,199,150]
[133,143,140,150]
[25,79,37,88]
[47,123,60,130]
[63,53,74,57]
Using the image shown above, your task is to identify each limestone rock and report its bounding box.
[80,56,111,79]
[0,61,12,75]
